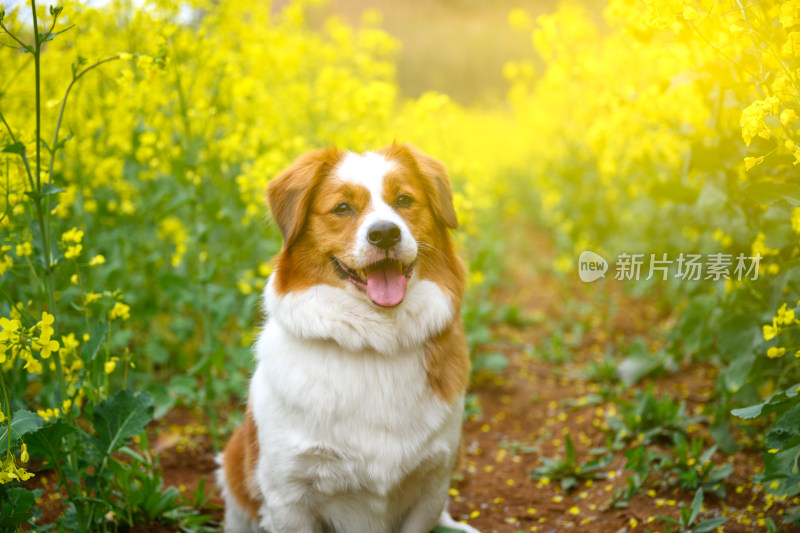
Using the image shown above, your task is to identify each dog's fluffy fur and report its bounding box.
[217,143,479,533]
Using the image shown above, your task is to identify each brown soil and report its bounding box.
[24,228,799,532]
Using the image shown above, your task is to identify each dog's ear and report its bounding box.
[267,147,343,248]
[401,144,459,230]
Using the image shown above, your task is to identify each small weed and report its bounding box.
[607,386,701,448]
[530,435,611,492]
[472,352,509,374]
[667,436,732,497]
[582,351,621,385]
[612,436,732,507]
[561,394,604,409]
[655,489,727,533]
[526,324,584,363]
[464,394,482,420]
[610,444,667,507]
[499,440,539,455]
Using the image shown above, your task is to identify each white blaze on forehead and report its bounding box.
[335,151,418,268]
[335,151,394,201]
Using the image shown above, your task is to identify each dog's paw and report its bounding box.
[435,510,481,533]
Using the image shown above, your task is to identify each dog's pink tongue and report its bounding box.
[366,262,407,307]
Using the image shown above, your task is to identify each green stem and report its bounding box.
[0,370,12,459]
[28,4,87,531]
[23,255,43,290]
[47,56,120,186]
[0,109,37,193]
[0,21,31,52]
[31,174,65,407]
[74,265,91,333]
[32,0,41,192]
[1,156,10,224]
[27,0,65,415]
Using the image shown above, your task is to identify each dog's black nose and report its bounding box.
[368,221,401,250]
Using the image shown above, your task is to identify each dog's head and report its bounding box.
[267,143,459,308]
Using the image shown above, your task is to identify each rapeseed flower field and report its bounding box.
[2,0,800,530]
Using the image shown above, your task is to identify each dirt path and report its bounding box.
[445,229,798,532]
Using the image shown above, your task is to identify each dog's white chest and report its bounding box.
[249,320,462,529]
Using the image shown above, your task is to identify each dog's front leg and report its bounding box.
[398,471,472,533]
[256,462,323,533]
[259,495,323,533]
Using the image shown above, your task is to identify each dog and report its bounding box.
[217,143,479,533]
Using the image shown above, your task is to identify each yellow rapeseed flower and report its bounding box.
[61,227,84,244]
[64,244,83,259]
[744,156,765,170]
[15,242,33,257]
[767,347,787,359]
[85,292,101,305]
[104,358,118,374]
[109,302,131,321]
[37,408,60,422]
[781,108,798,126]
[777,303,796,325]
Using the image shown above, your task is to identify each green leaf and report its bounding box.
[709,418,738,455]
[763,443,800,496]
[730,403,762,420]
[654,515,680,526]
[693,517,729,532]
[721,353,755,393]
[617,348,664,387]
[93,389,153,457]
[696,182,727,210]
[732,384,800,420]
[81,320,108,363]
[71,56,88,78]
[745,181,800,206]
[689,488,703,525]
[38,24,74,44]
[0,410,44,454]
[472,353,509,373]
[24,420,76,462]
[766,517,779,533]
[0,486,39,528]
[679,294,717,352]
[41,134,73,155]
[716,313,757,362]
[560,476,578,492]
[41,183,64,196]
[565,434,576,465]
[766,402,800,450]
[1,141,25,155]
[167,375,201,403]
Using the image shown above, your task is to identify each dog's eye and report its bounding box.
[395,194,413,209]
[332,202,354,216]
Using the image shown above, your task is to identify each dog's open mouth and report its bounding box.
[333,257,414,307]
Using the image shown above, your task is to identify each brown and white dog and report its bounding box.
[218,143,479,533]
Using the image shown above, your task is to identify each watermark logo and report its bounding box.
[578,250,608,282]
[577,252,762,282]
